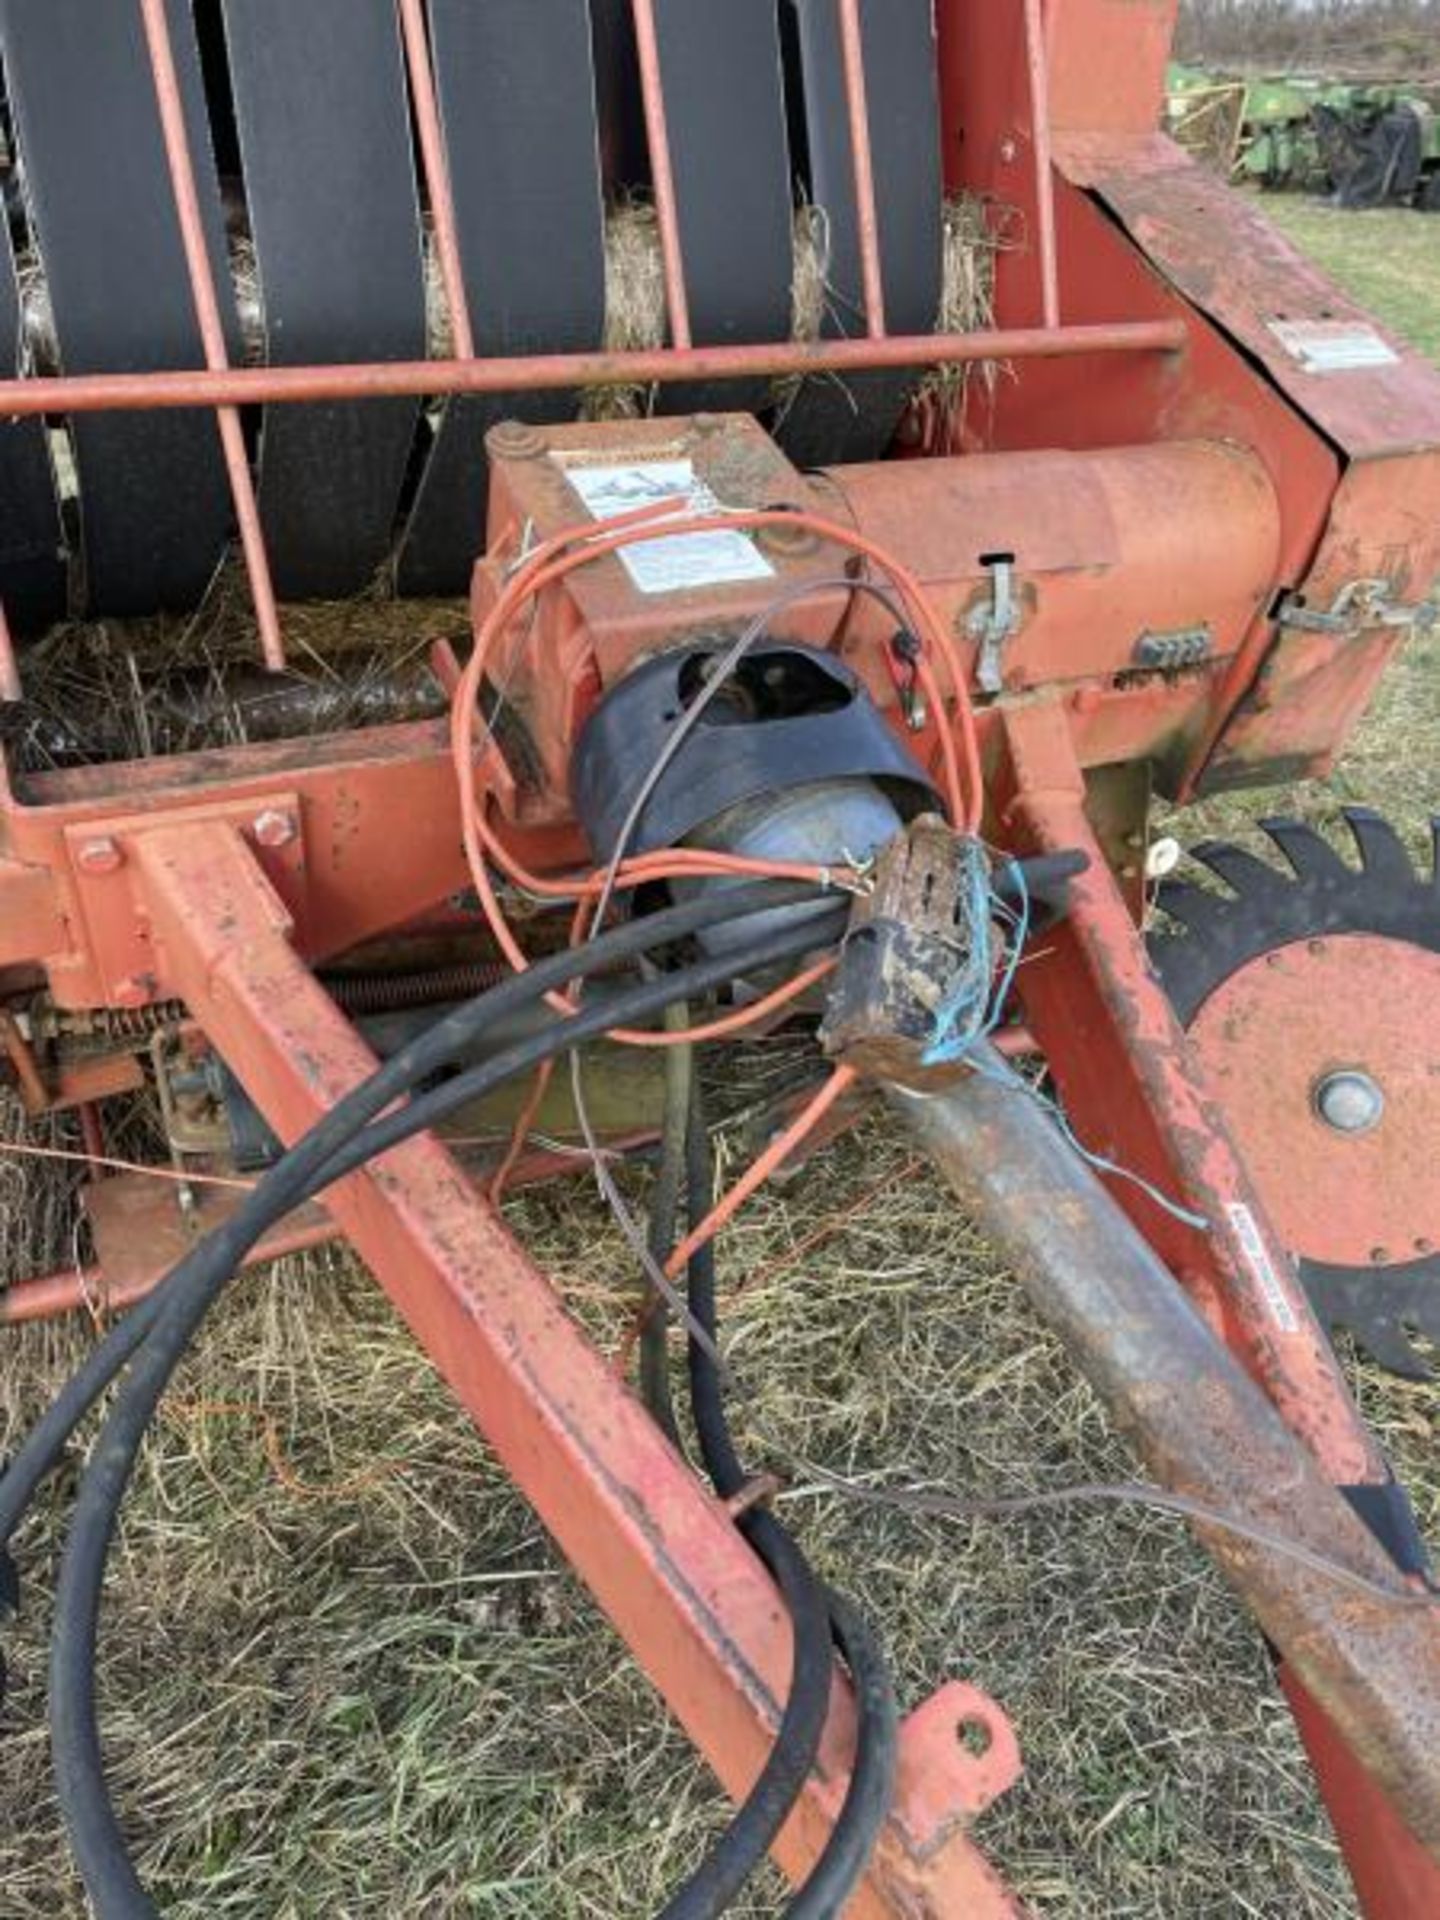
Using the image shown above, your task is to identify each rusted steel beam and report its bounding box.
[128,816,1021,1917]
[398,0,477,364]
[0,320,1186,418]
[1021,0,1061,328]
[836,0,888,340]
[630,0,694,350]
[888,1047,1440,1866]
[137,0,285,672]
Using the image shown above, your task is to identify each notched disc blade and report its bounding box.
[1155,815,1440,1378]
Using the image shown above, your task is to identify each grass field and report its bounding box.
[2,201,1439,1919]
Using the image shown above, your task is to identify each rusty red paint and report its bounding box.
[891,1057,1440,1858]
[630,0,694,350]
[837,0,888,339]
[138,0,285,673]
[0,321,1185,420]
[997,698,1386,1488]
[1283,1666,1440,1915]
[398,0,476,364]
[1188,935,1440,1269]
[1021,0,1060,327]
[123,816,1021,1913]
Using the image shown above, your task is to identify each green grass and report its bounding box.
[2,195,1440,1920]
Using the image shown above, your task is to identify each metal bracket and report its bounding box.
[1278,577,1440,638]
[966,556,1024,695]
[1133,625,1212,672]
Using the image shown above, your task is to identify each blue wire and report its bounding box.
[921,850,1209,1232]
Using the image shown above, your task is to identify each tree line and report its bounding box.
[1177,0,1440,69]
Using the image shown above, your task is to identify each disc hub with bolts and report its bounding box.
[1150,808,1440,1378]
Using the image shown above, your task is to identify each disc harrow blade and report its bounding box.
[1343,804,1423,891]
[1155,811,1440,1378]
[1258,816,1354,887]
[1188,839,1288,903]
[1304,1256,1440,1382]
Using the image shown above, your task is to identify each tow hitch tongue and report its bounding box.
[821,817,1440,1859]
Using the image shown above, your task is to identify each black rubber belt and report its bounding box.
[0,0,237,616]
[589,0,650,190]
[648,0,794,418]
[221,0,427,601]
[0,215,65,634]
[396,0,607,599]
[777,0,944,468]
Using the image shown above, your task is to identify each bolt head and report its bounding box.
[756,518,820,559]
[1314,1069,1385,1137]
[78,835,123,875]
[485,419,545,461]
[112,975,155,1010]
[252,808,297,849]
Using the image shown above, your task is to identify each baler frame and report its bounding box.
[2,3,1439,1914]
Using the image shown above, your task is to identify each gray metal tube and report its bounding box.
[890,1047,1440,1858]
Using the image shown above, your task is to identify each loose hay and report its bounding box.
[424,194,1004,422]
[7,570,463,773]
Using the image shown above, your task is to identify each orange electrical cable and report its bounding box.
[448,495,984,1054]
[611,1062,860,1381]
[487,1057,557,1208]
[455,498,980,848]
[664,1064,857,1279]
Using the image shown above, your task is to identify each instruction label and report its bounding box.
[1226,1202,1300,1335]
[1268,319,1400,374]
[562,459,775,596]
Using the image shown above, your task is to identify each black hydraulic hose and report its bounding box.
[48,914,842,1920]
[658,1097,833,1920]
[0,879,834,1552]
[787,1594,898,1920]
[677,1091,897,1920]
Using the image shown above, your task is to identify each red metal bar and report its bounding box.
[0,1215,334,1327]
[0,320,1185,419]
[127,815,1021,1915]
[0,1128,664,1329]
[630,0,694,350]
[0,600,22,703]
[77,1101,107,1170]
[837,0,888,339]
[0,1009,49,1113]
[138,0,285,674]
[1282,1665,1440,1918]
[1022,0,1061,329]
[398,0,476,362]
[998,699,1387,1488]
